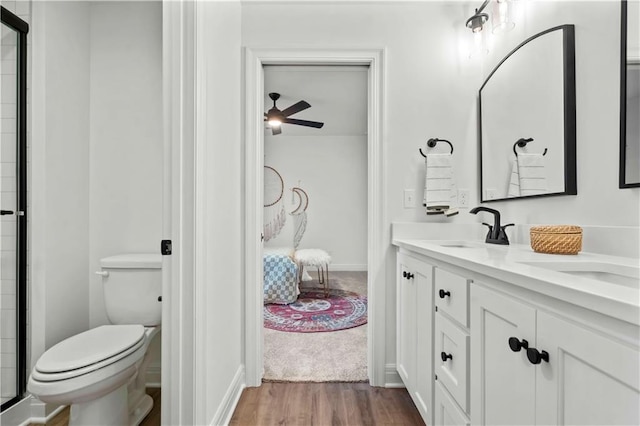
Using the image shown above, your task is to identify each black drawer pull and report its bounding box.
[406,272,414,279]
[1,210,14,215]
[439,289,451,298]
[440,352,453,362]
[527,347,549,365]
[508,337,529,352]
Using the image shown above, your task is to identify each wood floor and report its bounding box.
[229,382,425,425]
[29,387,161,426]
[30,383,424,425]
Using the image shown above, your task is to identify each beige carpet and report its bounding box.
[263,271,368,382]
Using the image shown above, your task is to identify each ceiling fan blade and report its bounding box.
[272,126,282,135]
[281,100,311,117]
[283,118,324,129]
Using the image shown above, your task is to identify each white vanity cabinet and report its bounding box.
[396,251,434,424]
[471,284,640,426]
[393,237,640,426]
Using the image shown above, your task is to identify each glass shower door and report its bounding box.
[0,6,28,412]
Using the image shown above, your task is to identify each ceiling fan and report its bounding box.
[264,92,324,135]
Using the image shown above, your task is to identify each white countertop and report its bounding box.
[393,238,640,326]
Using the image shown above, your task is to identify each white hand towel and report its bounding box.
[517,153,547,196]
[423,153,458,216]
[507,159,521,197]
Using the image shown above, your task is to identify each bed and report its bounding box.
[263,247,299,304]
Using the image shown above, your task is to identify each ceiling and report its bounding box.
[263,65,368,137]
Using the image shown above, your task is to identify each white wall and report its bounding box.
[264,66,368,270]
[88,1,163,328]
[31,0,91,367]
[240,0,640,383]
[195,1,243,423]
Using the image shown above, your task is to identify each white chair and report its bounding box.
[294,249,332,296]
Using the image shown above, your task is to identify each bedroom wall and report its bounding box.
[263,66,368,270]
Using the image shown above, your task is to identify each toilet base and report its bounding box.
[68,384,154,426]
[130,394,153,426]
[69,383,128,426]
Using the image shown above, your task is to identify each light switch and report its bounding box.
[404,189,416,208]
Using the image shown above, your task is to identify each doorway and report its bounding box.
[244,48,386,387]
[262,65,369,381]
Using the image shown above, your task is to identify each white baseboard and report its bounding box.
[0,395,65,426]
[328,264,367,272]
[146,362,161,388]
[1,396,32,426]
[384,363,404,388]
[210,365,245,426]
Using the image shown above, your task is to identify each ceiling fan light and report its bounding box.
[268,119,282,127]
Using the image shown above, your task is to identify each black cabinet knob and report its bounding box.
[402,271,407,278]
[508,337,529,352]
[441,351,453,362]
[406,272,414,279]
[439,289,451,298]
[527,347,549,365]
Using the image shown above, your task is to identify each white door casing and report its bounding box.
[244,48,386,387]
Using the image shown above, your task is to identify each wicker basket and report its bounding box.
[530,225,583,255]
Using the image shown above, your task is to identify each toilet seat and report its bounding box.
[32,325,145,382]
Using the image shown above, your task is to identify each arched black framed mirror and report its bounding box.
[620,0,640,188]
[479,25,577,202]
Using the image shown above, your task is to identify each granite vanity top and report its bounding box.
[393,238,640,326]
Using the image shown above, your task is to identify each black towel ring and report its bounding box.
[513,137,547,157]
[419,138,454,157]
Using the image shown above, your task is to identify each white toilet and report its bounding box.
[28,253,162,426]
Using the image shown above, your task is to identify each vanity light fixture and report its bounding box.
[466,0,490,58]
[491,0,515,34]
[466,0,516,58]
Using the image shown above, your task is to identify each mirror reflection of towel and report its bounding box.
[518,153,547,196]
[509,153,547,197]
[508,159,520,197]
[423,153,458,216]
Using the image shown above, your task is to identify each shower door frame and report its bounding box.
[0,6,28,413]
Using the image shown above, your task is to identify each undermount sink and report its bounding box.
[437,241,483,248]
[518,261,640,288]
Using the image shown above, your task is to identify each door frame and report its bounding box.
[244,47,387,387]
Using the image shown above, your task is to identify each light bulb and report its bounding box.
[492,0,515,34]
[268,119,281,127]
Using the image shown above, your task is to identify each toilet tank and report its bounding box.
[100,253,162,326]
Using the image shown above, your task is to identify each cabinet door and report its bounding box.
[413,256,434,424]
[535,312,640,426]
[397,254,417,391]
[397,253,434,424]
[470,285,536,426]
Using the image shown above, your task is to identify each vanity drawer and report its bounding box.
[435,311,469,413]
[435,268,470,327]
[434,381,470,426]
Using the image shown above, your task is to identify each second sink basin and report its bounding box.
[518,260,639,288]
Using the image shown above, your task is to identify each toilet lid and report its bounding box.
[36,325,145,374]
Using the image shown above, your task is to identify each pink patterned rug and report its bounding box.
[264,288,368,333]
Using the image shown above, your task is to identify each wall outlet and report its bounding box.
[485,188,498,200]
[404,189,416,208]
[458,189,469,207]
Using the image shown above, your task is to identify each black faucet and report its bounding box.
[469,206,514,245]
